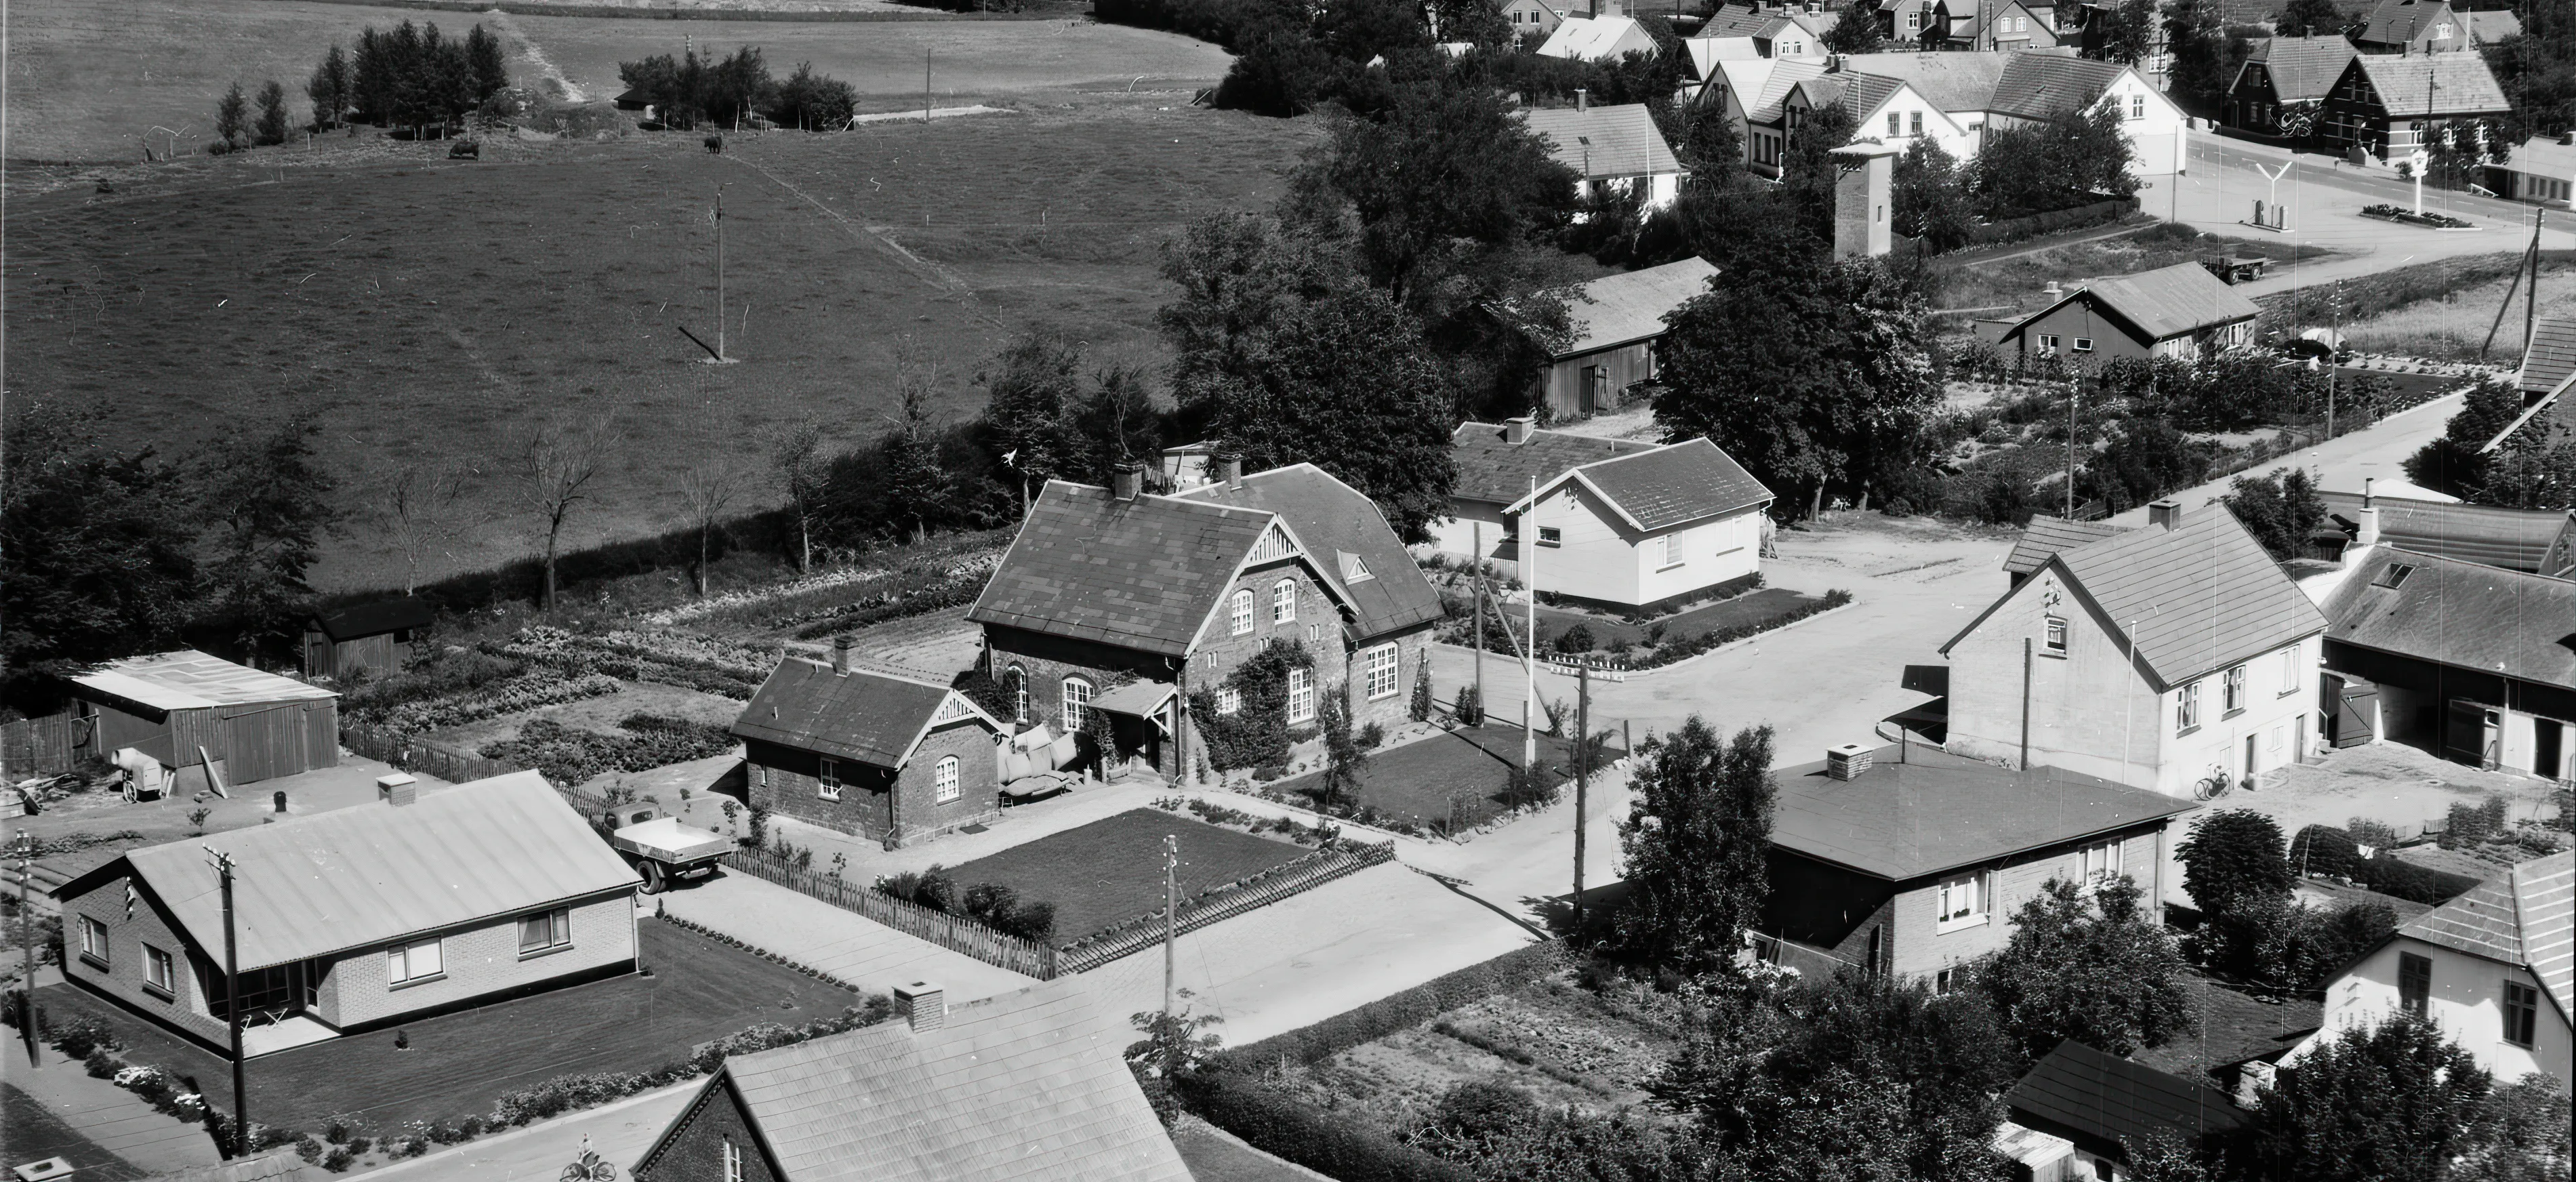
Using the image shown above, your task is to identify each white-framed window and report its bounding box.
[2177,681,2201,733]
[518,906,573,955]
[1364,643,1400,700]
[1656,534,1680,569]
[2080,838,2122,886]
[818,756,842,801]
[722,1139,745,1182]
[2073,337,2095,352]
[935,755,961,803]
[2039,334,2060,353]
[1217,687,1242,715]
[1888,112,1902,136]
[2130,94,2146,119]
[2223,664,2247,714]
[2278,646,2299,696]
[1910,110,1923,135]
[1273,579,1297,624]
[1936,870,1988,931]
[1230,589,1254,635]
[1286,668,1315,724]
[1063,677,1094,732]
[2269,725,2284,752]
[1537,525,1562,546]
[1007,664,1029,723]
[144,944,176,995]
[2433,21,2451,38]
[1907,9,1922,28]
[389,937,444,985]
[79,914,109,966]
[2043,615,2068,653]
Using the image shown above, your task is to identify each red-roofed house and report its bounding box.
[1940,500,2330,796]
[731,655,1010,845]
[1435,419,1776,611]
[633,979,1192,1182]
[2295,851,2572,1086]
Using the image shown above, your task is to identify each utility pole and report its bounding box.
[925,49,933,124]
[205,847,248,1158]
[16,833,38,1065]
[2527,207,2544,356]
[1572,663,1590,934]
[713,186,729,363]
[1471,521,1485,722]
[2065,383,2079,517]
[1523,477,1538,778]
[1160,834,1178,1019]
[2329,278,2342,438]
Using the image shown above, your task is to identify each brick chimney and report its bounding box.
[1112,461,1143,502]
[1825,743,1873,781]
[2147,500,2182,531]
[893,981,945,1032]
[1220,453,1244,489]
[831,634,854,674]
[377,773,418,807]
[1505,417,1535,445]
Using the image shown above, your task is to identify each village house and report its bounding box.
[1692,3,1837,58]
[1940,500,2328,797]
[2351,0,2476,54]
[1503,256,1716,417]
[54,771,638,1057]
[1519,100,1688,211]
[68,650,340,791]
[2316,485,2573,575]
[1534,2,1660,62]
[633,979,1192,1182]
[300,598,434,682]
[731,652,1011,847]
[2493,135,2576,209]
[1879,0,1943,43]
[1706,56,1831,175]
[2319,51,2512,163]
[969,462,1439,784]
[2315,546,2575,780]
[1758,742,2194,981]
[1993,1042,2255,1181]
[2224,35,2359,140]
[1993,261,2261,372]
[1812,49,2190,178]
[2294,851,2571,1088]
[1502,0,1569,39]
[1434,420,1774,611]
[1979,0,2062,50]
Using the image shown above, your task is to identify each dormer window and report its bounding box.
[2373,563,2415,589]
[1343,552,1374,583]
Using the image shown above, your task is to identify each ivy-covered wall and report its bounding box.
[1188,637,1315,773]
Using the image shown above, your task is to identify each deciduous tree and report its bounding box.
[1976,876,2193,1060]
[977,329,1087,495]
[1824,7,1887,54]
[2222,467,2327,561]
[1,404,200,682]
[369,462,474,596]
[2253,1014,2493,1182]
[2274,0,2347,37]
[2163,0,2227,110]
[517,417,615,613]
[197,418,337,657]
[2174,809,2293,920]
[2083,0,2159,65]
[1614,719,1774,976]
[2405,379,2524,499]
[766,418,827,573]
[1314,81,1576,307]
[1894,138,1974,251]
[677,463,738,597]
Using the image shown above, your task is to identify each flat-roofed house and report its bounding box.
[2318,546,2575,780]
[1759,743,2194,981]
[54,771,639,1057]
[69,650,339,789]
[1519,102,1689,211]
[2225,35,2358,140]
[1995,261,2261,371]
[2321,51,2512,161]
[633,979,1192,1182]
[733,653,1009,847]
[1941,500,2329,796]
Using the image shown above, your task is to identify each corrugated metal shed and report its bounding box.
[731,659,994,769]
[73,771,637,971]
[1519,103,1684,180]
[73,651,336,712]
[2319,547,2576,689]
[1771,746,2193,881]
[1173,464,1445,641]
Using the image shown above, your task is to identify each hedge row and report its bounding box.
[2289,826,2485,905]
[1179,1069,1473,1182]
[1632,589,1853,671]
[1217,939,1569,1070]
[1968,197,2139,245]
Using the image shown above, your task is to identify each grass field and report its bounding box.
[939,808,1310,940]
[35,918,865,1133]
[1269,727,1608,830]
[1936,226,2332,318]
[2337,266,2576,361]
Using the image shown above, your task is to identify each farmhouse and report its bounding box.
[1434,420,1774,611]
[1993,261,2261,371]
[2224,35,2358,140]
[1940,500,2328,797]
[1502,256,1716,417]
[1758,743,2192,981]
[634,979,1189,1182]
[68,650,338,790]
[1519,102,1688,211]
[2320,51,2512,162]
[969,462,1439,783]
[2316,546,2575,780]
[54,771,638,1057]
[2294,851,2571,1087]
[301,598,434,682]
[731,652,1010,847]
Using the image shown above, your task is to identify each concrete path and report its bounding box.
[655,874,1034,1001]
[353,1082,695,1182]
[4,1025,224,1175]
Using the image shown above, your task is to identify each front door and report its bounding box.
[2245,733,2260,780]
[1579,365,1599,415]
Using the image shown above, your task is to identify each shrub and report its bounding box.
[321,1147,354,1173]
[2345,817,2401,852]
[1357,722,1385,750]
[51,1016,117,1059]
[85,1048,117,1078]
[1553,624,1597,654]
[1453,684,1484,726]
[294,1137,324,1164]
[1179,1070,1475,1182]
[1219,941,1568,1069]
[1628,590,1853,670]
[2439,797,2511,849]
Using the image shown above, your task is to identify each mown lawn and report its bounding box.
[1271,726,1616,831]
[939,809,1310,942]
[33,918,866,1134]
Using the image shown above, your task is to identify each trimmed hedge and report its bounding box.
[1217,940,1569,1070]
[1179,1070,1473,1182]
[1969,197,2139,245]
[2289,826,2483,905]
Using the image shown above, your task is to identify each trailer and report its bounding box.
[603,804,736,893]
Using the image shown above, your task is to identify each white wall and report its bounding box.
[2093,68,2190,176]
[1634,508,1763,604]
[2151,636,2318,798]
[1528,483,1641,605]
[1854,83,1980,166]
[2309,939,2573,1087]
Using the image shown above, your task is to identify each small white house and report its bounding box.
[2292,851,2571,1088]
[1435,421,1774,611]
[1535,13,1661,62]
[1519,102,1689,211]
[1502,0,1569,39]
[2497,135,2576,209]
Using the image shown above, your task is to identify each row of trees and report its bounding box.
[1892,106,2144,250]
[615,47,860,130]
[305,21,510,138]
[2405,378,2576,510]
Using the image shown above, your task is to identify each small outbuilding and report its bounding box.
[1505,256,1718,417]
[2493,134,2576,209]
[2318,545,2575,779]
[70,651,339,790]
[1996,1040,2253,1180]
[732,647,1010,847]
[1994,262,2261,372]
[302,598,434,681]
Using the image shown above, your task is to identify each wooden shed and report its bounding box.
[70,651,340,788]
[302,598,434,680]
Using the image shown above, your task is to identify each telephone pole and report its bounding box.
[1471,521,1486,722]
[1160,834,1179,1019]
[205,847,249,1158]
[713,186,729,362]
[1572,663,1591,933]
[1523,476,1538,777]
[16,833,38,1065]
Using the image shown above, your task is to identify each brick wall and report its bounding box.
[1897,825,2168,979]
[320,890,634,1030]
[1347,624,1432,733]
[888,721,1004,843]
[60,874,230,1047]
[636,1078,779,1182]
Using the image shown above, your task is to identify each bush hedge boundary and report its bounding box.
[1214,938,1570,1071]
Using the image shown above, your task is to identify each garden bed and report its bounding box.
[1258,726,1612,834]
[2359,204,2474,230]
[931,809,1314,943]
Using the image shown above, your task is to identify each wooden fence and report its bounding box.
[339,723,523,785]
[1,712,84,779]
[1055,841,1397,975]
[720,844,1063,979]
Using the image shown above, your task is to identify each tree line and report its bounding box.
[615,47,860,131]
[304,21,510,139]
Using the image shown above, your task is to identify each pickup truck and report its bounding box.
[602,803,737,893]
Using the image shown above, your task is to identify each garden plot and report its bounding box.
[932,809,1314,943]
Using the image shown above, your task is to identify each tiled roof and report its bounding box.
[1770,745,2194,881]
[2319,546,2576,689]
[63,771,637,971]
[1988,47,2125,118]
[2348,53,2512,117]
[1519,103,1684,178]
[2074,262,2264,342]
[2234,35,2358,103]
[2397,851,2572,1022]
[1450,422,1654,506]
[699,979,1192,1182]
[2356,0,2449,44]
[2003,515,2132,577]
[310,598,436,643]
[1534,15,1661,61]
[2516,312,2576,399]
[731,659,991,769]
[2318,491,2569,573]
[1544,257,1720,356]
[968,481,1286,657]
[2007,1041,2253,1156]
[73,649,338,712]
[1515,438,1774,531]
[1952,504,2326,690]
[1699,5,1776,36]
[1172,464,1445,640]
[2129,972,2322,1078]
[1808,72,1906,119]
[1746,58,1832,121]
[1835,49,2016,113]
[2469,9,2520,41]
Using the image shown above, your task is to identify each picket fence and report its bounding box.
[720,844,1063,978]
[339,723,523,785]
